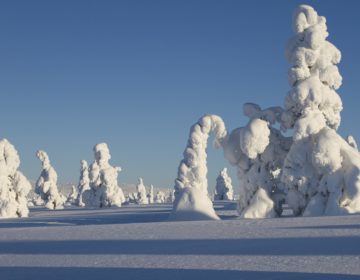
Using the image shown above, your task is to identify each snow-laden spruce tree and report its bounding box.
[83,143,125,208]
[77,160,90,207]
[148,184,154,204]
[214,168,234,200]
[35,150,65,210]
[0,139,31,218]
[136,178,149,205]
[279,5,360,216]
[170,115,227,221]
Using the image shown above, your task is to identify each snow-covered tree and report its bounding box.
[77,160,90,207]
[214,168,234,200]
[155,191,166,203]
[83,143,125,208]
[279,5,360,216]
[223,104,291,218]
[35,150,65,210]
[136,178,148,205]
[170,5,360,220]
[0,139,31,218]
[168,189,175,203]
[148,184,154,204]
[66,185,79,206]
[170,115,227,221]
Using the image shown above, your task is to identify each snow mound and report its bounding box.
[169,187,219,221]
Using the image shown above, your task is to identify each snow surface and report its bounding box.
[0,203,359,280]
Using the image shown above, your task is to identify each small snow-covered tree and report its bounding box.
[279,5,360,216]
[148,184,154,204]
[214,168,234,200]
[155,191,166,203]
[136,178,148,205]
[0,139,31,218]
[223,104,291,218]
[66,185,78,206]
[77,160,90,207]
[35,150,65,210]
[83,143,125,208]
[170,115,227,221]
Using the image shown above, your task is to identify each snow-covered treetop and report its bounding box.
[94,143,111,167]
[36,150,51,169]
[282,5,343,140]
[0,139,20,176]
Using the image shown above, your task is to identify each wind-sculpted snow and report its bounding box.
[214,168,234,201]
[36,150,65,210]
[170,115,227,221]
[83,143,125,208]
[0,139,31,218]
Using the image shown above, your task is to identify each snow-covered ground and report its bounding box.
[0,202,359,280]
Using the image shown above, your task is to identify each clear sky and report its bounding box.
[1,0,359,190]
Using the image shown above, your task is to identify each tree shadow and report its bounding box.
[0,207,172,228]
[284,224,360,230]
[0,267,358,280]
[0,236,359,255]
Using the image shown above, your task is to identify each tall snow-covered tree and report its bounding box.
[214,168,234,201]
[83,143,125,208]
[77,160,90,207]
[280,5,360,216]
[136,178,148,205]
[0,139,31,218]
[170,115,227,221]
[35,150,65,210]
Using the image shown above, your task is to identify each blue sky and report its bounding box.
[1,0,359,189]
